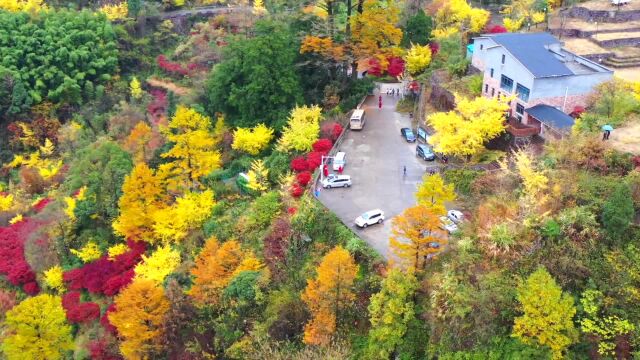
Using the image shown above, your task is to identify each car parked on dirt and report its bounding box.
[322,174,352,189]
[401,128,416,142]
[416,144,436,161]
[355,209,385,228]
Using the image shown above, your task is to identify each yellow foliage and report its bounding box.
[130,76,143,100]
[232,253,264,278]
[350,0,403,65]
[579,289,635,356]
[513,267,577,360]
[16,122,37,147]
[6,155,24,168]
[109,279,169,359]
[152,190,215,244]
[512,151,548,211]
[302,246,358,345]
[161,106,222,183]
[253,0,266,14]
[405,44,432,75]
[70,242,102,263]
[415,173,456,215]
[135,245,181,284]
[43,265,65,293]
[247,159,269,192]
[277,105,322,152]
[9,214,22,224]
[113,163,167,243]
[503,17,524,32]
[532,11,546,24]
[37,159,63,180]
[0,193,14,212]
[2,294,73,359]
[108,243,129,260]
[64,197,76,220]
[39,139,55,156]
[0,0,46,12]
[427,95,510,158]
[434,0,489,35]
[231,124,275,155]
[100,2,128,21]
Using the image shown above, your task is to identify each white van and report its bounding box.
[332,151,346,171]
[350,109,366,130]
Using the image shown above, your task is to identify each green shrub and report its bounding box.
[247,191,282,229]
[444,169,481,196]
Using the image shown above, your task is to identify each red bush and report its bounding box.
[387,56,405,77]
[287,207,297,215]
[322,122,344,141]
[32,198,51,213]
[0,218,40,294]
[312,139,333,154]
[63,240,146,296]
[331,124,344,140]
[367,58,383,77]
[22,281,39,295]
[88,339,123,360]
[62,291,100,323]
[147,90,167,117]
[487,25,507,33]
[429,42,440,56]
[290,184,304,198]
[296,171,312,187]
[157,55,189,76]
[101,303,118,335]
[290,156,309,172]
[306,151,323,170]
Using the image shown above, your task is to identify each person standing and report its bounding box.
[338,166,343,174]
[379,95,382,109]
[403,165,407,176]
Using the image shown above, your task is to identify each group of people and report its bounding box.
[386,88,401,96]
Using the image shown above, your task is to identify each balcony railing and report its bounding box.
[506,117,540,137]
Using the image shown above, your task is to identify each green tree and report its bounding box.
[0,10,118,108]
[206,20,302,130]
[66,139,133,229]
[401,9,432,47]
[601,183,634,241]
[367,268,419,359]
[2,294,74,360]
[513,267,578,360]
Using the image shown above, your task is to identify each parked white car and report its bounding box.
[439,216,459,234]
[355,209,385,228]
[447,210,465,224]
[322,174,352,189]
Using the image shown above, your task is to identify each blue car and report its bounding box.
[401,128,416,142]
[416,144,436,161]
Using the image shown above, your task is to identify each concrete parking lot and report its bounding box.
[318,91,440,259]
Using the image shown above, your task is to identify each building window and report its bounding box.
[501,54,506,64]
[485,84,488,93]
[500,75,514,92]
[516,103,524,115]
[490,68,494,78]
[491,88,495,96]
[515,83,530,102]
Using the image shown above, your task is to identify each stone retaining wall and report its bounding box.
[566,6,640,23]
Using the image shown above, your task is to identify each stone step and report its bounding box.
[602,58,640,68]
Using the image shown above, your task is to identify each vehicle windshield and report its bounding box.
[361,212,370,219]
[407,130,414,136]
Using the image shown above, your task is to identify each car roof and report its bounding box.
[365,209,383,215]
[330,175,350,179]
[417,144,429,150]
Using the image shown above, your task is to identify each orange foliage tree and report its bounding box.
[112,163,167,243]
[390,205,447,270]
[109,278,170,359]
[189,237,263,306]
[300,35,346,61]
[123,122,152,163]
[301,246,358,346]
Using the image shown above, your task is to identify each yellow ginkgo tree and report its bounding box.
[247,159,269,192]
[427,94,511,159]
[405,44,432,75]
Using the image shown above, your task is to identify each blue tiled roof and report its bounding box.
[526,104,575,129]
[488,33,573,78]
